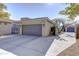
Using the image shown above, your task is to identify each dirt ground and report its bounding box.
[58,39,79,56]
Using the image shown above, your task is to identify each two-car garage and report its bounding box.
[20,17,54,36]
[22,24,42,36]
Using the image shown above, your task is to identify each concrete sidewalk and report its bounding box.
[0,49,16,56]
[46,32,76,56]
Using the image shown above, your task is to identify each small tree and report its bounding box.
[53,18,65,34]
[59,3,78,32]
[52,18,66,41]
[59,3,79,20]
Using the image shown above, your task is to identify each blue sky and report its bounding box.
[6,3,67,20]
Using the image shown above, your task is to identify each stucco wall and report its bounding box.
[21,19,45,25]
[0,23,12,35]
[42,20,54,36]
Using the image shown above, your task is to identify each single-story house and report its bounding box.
[19,17,55,36]
[0,19,13,35]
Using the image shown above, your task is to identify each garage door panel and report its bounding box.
[22,24,42,36]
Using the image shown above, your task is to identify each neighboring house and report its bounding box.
[64,24,76,32]
[19,17,55,36]
[0,19,13,35]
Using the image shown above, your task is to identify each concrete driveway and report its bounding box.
[0,35,54,56]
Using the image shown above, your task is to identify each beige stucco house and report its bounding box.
[19,17,55,36]
[0,19,13,35]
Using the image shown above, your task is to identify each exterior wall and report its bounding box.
[19,25,22,35]
[42,20,54,36]
[0,22,13,35]
[21,19,44,25]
